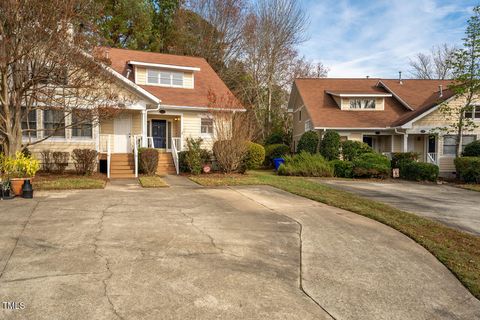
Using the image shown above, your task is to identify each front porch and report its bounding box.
[360,133,438,165]
[97,110,184,178]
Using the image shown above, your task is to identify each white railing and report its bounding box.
[427,152,438,164]
[132,135,143,178]
[171,137,180,175]
[99,134,111,178]
[147,137,154,148]
[172,137,182,152]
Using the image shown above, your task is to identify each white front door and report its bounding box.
[114,114,132,153]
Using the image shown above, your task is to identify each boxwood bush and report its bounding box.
[330,160,354,178]
[264,143,290,167]
[352,153,390,178]
[320,131,341,160]
[277,152,333,177]
[462,140,480,157]
[297,130,319,154]
[244,142,265,170]
[455,157,480,183]
[400,162,439,182]
[341,140,373,161]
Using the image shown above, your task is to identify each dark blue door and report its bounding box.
[152,120,166,148]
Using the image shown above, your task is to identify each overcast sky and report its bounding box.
[299,0,476,78]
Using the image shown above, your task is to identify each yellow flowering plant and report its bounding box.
[12,152,40,178]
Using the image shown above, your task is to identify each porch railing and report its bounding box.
[427,152,438,165]
[132,135,143,178]
[99,134,111,179]
[171,137,180,175]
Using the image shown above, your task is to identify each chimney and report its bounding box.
[398,71,403,84]
[439,85,443,98]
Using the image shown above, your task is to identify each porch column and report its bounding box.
[403,134,409,152]
[141,110,147,147]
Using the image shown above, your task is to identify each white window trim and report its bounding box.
[465,105,480,121]
[146,69,184,88]
[304,119,312,131]
[349,98,376,110]
[200,117,214,136]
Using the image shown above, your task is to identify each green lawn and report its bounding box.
[33,174,106,190]
[139,175,169,188]
[190,170,480,300]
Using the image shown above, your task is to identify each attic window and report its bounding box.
[350,99,376,110]
[147,69,184,87]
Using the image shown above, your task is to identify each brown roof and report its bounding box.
[293,78,453,129]
[100,47,241,109]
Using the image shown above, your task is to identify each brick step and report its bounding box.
[111,170,135,175]
[111,164,134,169]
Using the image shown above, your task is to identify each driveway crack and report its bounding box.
[228,187,337,320]
[93,204,125,320]
[0,200,41,280]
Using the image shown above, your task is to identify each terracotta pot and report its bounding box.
[10,178,25,196]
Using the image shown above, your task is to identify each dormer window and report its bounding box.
[350,99,375,109]
[147,69,184,87]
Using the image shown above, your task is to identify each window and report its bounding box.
[21,108,37,137]
[298,110,302,121]
[305,119,312,131]
[465,105,480,120]
[43,110,65,137]
[201,118,213,134]
[350,99,376,109]
[71,111,93,138]
[443,135,476,155]
[147,69,184,87]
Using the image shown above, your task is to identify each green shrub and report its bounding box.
[330,159,354,178]
[400,161,439,182]
[244,142,265,170]
[185,138,203,175]
[353,153,391,178]
[463,140,480,157]
[391,152,419,168]
[297,131,319,154]
[341,140,373,161]
[320,131,341,160]
[264,131,284,145]
[178,151,189,173]
[264,144,290,167]
[138,148,158,176]
[277,152,333,177]
[455,157,480,183]
[72,149,98,176]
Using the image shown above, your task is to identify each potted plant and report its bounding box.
[1,179,13,200]
[10,152,40,196]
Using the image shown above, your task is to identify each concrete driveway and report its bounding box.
[0,177,479,320]
[315,179,480,235]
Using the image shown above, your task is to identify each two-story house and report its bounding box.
[289,78,480,177]
[24,47,243,178]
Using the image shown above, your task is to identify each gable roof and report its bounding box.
[292,78,454,129]
[99,47,242,109]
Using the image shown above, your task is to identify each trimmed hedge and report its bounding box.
[455,157,480,183]
[330,160,354,178]
[264,144,290,167]
[278,152,333,177]
[320,131,341,160]
[391,152,419,168]
[401,161,439,182]
[341,140,373,161]
[244,142,265,170]
[463,140,480,157]
[138,148,159,175]
[297,131,319,154]
[353,153,390,178]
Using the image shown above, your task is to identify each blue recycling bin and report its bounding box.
[273,158,285,171]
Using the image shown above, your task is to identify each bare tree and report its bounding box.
[0,0,129,156]
[409,44,456,79]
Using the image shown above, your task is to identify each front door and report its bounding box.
[114,114,132,153]
[428,135,436,153]
[152,120,167,149]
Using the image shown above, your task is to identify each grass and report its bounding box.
[457,184,480,192]
[33,173,106,190]
[139,175,169,188]
[190,170,480,300]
